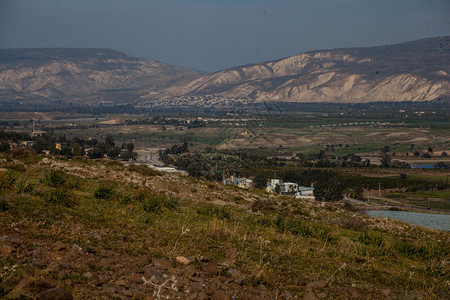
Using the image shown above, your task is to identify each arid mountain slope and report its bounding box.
[0,48,200,102]
[152,37,450,103]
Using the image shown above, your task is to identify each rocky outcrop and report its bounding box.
[152,36,450,103]
[0,48,200,102]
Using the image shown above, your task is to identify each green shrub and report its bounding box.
[16,180,34,194]
[357,232,383,247]
[143,193,168,213]
[43,170,67,187]
[128,164,157,177]
[197,205,232,220]
[0,199,9,212]
[0,170,16,191]
[94,185,115,200]
[46,187,77,207]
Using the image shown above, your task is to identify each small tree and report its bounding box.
[314,176,344,202]
[253,174,267,189]
[381,153,391,167]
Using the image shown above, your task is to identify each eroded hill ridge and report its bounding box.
[1,36,450,103]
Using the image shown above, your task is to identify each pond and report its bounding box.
[367,210,450,231]
[410,164,435,169]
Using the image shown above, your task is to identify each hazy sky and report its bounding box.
[1,0,449,72]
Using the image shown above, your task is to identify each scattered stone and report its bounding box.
[204,263,219,276]
[225,248,238,259]
[71,244,82,251]
[212,290,230,300]
[303,292,317,300]
[0,244,14,256]
[88,232,102,240]
[36,288,73,300]
[27,280,55,293]
[52,241,69,251]
[89,274,102,286]
[176,256,191,265]
[184,267,197,277]
[213,230,227,240]
[99,258,110,269]
[116,280,127,287]
[234,277,248,285]
[227,268,239,278]
[381,288,393,297]
[307,280,328,289]
[347,287,364,298]
[82,272,92,279]
[130,273,143,284]
[153,259,172,270]
[188,276,202,282]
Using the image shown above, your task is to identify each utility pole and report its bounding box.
[378,183,381,196]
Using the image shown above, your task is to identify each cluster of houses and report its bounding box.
[222,176,253,189]
[266,179,315,199]
[222,176,315,200]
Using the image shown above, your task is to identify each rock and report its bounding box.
[188,276,202,282]
[347,287,364,298]
[153,259,172,270]
[52,241,69,251]
[303,292,317,300]
[213,230,227,240]
[225,248,238,259]
[234,277,248,285]
[82,272,92,279]
[116,280,127,287]
[89,274,102,286]
[184,267,197,277]
[71,244,82,251]
[88,232,102,240]
[99,258,110,269]
[255,269,265,281]
[36,288,73,300]
[204,263,219,276]
[130,273,143,284]
[381,288,393,297]
[206,285,217,296]
[307,280,328,289]
[227,268,239,278]
[27,280,55,293]
[212,290,230,300]
[144,268,163,280]
[0,244,14,256]
[176,256,191,265]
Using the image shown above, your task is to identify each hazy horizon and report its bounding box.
[1,0,450,72]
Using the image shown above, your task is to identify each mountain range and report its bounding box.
[1,37,449,104]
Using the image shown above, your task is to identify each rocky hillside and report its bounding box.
[0,48,200,103]
[0,153,448,299]
[152,37,450,103]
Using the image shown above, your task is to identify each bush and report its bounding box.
[43,170,67,187]
[16,180,34,194]
[128,164,157,176]
[94,185,115,200]
[46,187,77,207]
[142,192,178,213]
[143,193,166,213]
[357,232,383,247]
[0,170,16,191]
[0,199,10,212]
[197,205,232,220]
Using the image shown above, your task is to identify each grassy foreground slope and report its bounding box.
[0,154,449,299]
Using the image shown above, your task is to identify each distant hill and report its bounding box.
[1,37,449,104]
[150,36,450,103]
[0,48,201,103]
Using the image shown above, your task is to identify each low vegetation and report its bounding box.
[0,154,448,299]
